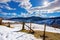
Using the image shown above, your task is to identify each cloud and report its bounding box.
[5,5,16,10]
[51,7,60,12]
[19,12,30,17]
[0,2,16,10]
[0,0,10,3]
[13,0,29,2]
[31,10,48,17]
[12,0,32,10]
[0,0,32,12]
[0,0,32,10]
[12,0,32,15]
[0,12,18,18]
[17,11,48,17]
[19,1,32,9]
[30,0,60,13]
[1,0,32,13]
[0,0,59,18]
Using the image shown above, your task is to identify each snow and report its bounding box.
[10,24,22,31]
[25,23,60,33]
[6,23,60,33]
[0,20,60,40]
[0,25,42,40]
[2,20,17,23]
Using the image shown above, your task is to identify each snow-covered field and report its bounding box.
[0,25,42,40]
[0,20,60,40]
[2,20,16,23]
[25,23,60,33]
[10,23,60,33]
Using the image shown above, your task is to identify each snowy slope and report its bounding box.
[2,20,60,33]
[25,23,60,33]
[0,20,60,40]
[2,20,17,23]
[0,25,42,40]
[9,23,60,33]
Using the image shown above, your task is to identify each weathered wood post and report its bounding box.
[0,18,3,25]
[30,22,31,32]
[7,22,10,27]
[43,23,46,40]
[29,22,34,34]
[22,22,25,30]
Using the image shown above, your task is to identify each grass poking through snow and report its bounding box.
[20,30,60,40]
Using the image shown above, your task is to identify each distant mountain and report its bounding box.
[6,16,50,24]
[7,16,60,19]
[8,16,45,19]
[7,16,46,21]
[7,16,60,28]
[45,17,60,19]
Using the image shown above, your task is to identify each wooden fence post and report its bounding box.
[0,18,3,25]
[22,22,25,30]
[43,23,46,40]
[30,22,31,32]
[7,22,10,27]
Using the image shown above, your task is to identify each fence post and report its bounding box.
[0,18,3,25]
[7,22,10,27]
[30,22,31,32]
[22,22,25,30]
[43,23,46,40]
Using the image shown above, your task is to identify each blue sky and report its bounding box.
[0,0,60,18]
[30,0,54,7]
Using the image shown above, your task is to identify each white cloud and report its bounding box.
[18,11,48,17]
[19,0,32,9]
[0,3,8,8]
[0,12,18,18]
[49,7,60,12]
[32,10,48,17]
[19,1,32,9]
[0,3,16,10]
[0,0,59,18]
[5,6,16,10]
[13,0,32,9]
[20,12,30,17]
[30,0,60,13]
[0,11,17,16]
[12,13,17,16]
[13,0,29,2]
[0,0,10,3]
[12,0,32,15]
[0,0,32,13]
